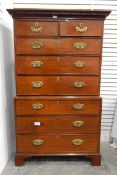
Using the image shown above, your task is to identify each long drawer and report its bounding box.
[15,97,101,115]
[16,76,99,95]
[16,116,100,133]
[16,56,100,75]
[16,133,99,154]
[15,38,101,55]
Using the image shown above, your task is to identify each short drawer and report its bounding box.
[16,116,56,133]
[16,76,99,96]
[16,116,100,134]
[60,20,103,36]
[15,20,58,36]
[16,133,99,154]
[16,56,100,75]
[15,97,101,115]
[57,116,100,133]
[16,38,101,55]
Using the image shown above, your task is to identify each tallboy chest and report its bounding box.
[8,9,110,166]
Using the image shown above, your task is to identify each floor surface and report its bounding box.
[1,143,117,175]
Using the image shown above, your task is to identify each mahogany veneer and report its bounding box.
[16,56,100,75]
[8,9,111,166]
[16,38,101,55]
[16,76,100,95]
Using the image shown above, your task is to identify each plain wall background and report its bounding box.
[0,7,15,174]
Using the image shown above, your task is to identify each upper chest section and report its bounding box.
[7,9,110,37]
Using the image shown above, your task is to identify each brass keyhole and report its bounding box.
[80,23,83,27]
[57,57,61,62]
[35,22,38,26]
[57,76,60,81]
[57,39,60,43]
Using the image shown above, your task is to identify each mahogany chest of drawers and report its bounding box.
[8,9,110,166]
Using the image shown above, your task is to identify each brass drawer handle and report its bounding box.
[72,139,84,146]
[73,81,85,88]
[74,42,86,50]
[73,103,85,110]
[31,61,44,68]
[32,81,43,88]
[76,23,87,33]
[72,121,85,127]
[32,42,44,49]
[73,61,85,68]
[31,22,43,32]
[32,139,44,146]
[32,104,43,110]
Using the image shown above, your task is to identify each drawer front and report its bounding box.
[16,134,99,154]
[60,20,103,36]
[57,116,100,133]
[16,56,100,75]
[15,98,101,115]
[16,116,56,133]
[16,116,100,133]
[16,76,99,95]
[16,38,101,55]
[15,20,58,36]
